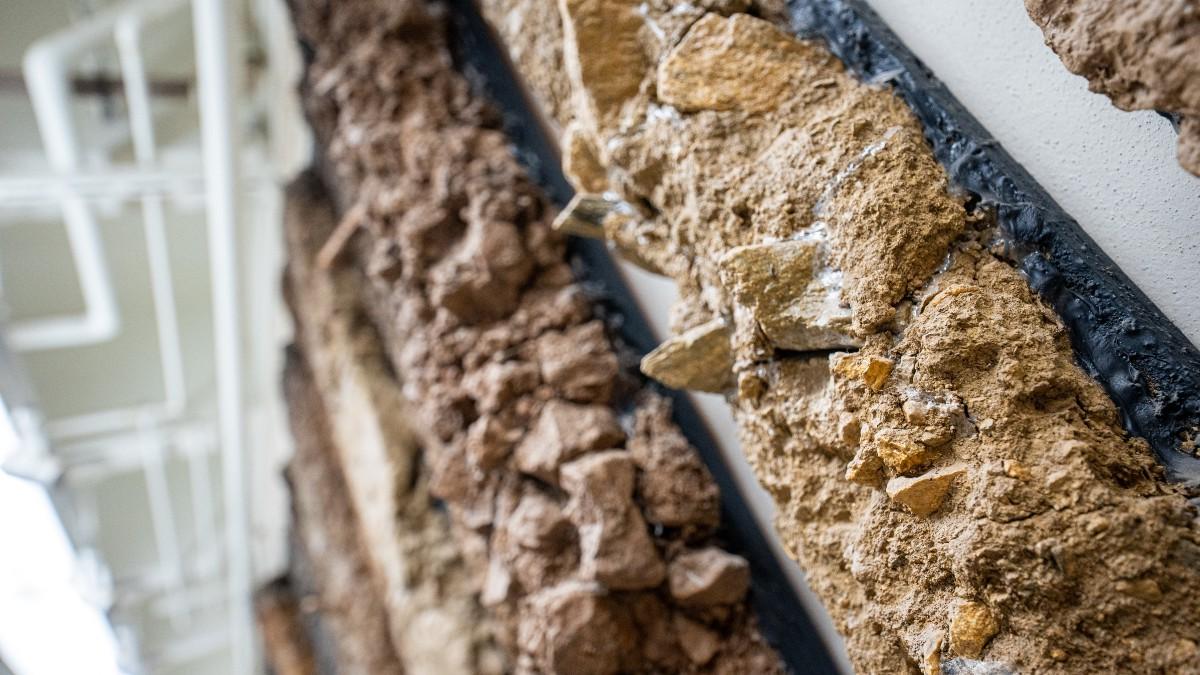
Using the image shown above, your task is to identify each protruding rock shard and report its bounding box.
[551,193,617,239]
[719,239,859,352]
[640,318,734,393]
[885,464,966,517]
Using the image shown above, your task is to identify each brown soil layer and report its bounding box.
[254,578,318,675]
[283,172,498,673]
[274,348,404,675]
[1025,0,1200,176]
[476,0,1200,672]
[284,0,786,671]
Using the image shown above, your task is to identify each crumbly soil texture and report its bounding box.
[276,0,791,672]
[472,0,1200,672]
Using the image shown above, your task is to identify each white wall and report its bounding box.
[863,0,1200,347]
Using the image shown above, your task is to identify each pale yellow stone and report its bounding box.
[1002,459,1032,481]
[718,239,857,351]
[885,464,966,517]
[558,0,647,133]
[562,122,608,193]
[832,353,893,390]
[875,431,939,474]
[844,445,882,486]
[657,14,822,113]
[640,318,734,393]
[949,601,1000,659]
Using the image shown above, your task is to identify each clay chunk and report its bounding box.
[719,239,857,352]
[561,451,666,590]
[518,581,637,675]
[536,321,620,402]
[667,547,751,607]
[640,318,734,393]
[885,464,966,517]
[513,400,625,483]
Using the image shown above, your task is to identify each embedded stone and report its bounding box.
[640,318,734,393]
[560,451,666,590]
[831,353,893,390]
[562,122,608,193]
[558,0,648,133]
[874,429,940,475]
[657,14,824,114]
[552,193,615,239]
[508,491,572,550]
[514,401,625,483]
[667,547,750,607]
[537,321,620,402]
[518,581,636,675]
[949,601,1000,659]
[718,239,857,352]
[845,445,883,486]
[886,464,966,517]
[673,613,721,665]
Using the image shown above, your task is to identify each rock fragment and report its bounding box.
[874,429,940,475]
[561,451,666,589]
[667,547,751,607]
[508,491,572,550]
[657,14,823,114]
[558,0,648,133]
[551,193,617,239]
[640,318,734,392]
[949,601,1000,659]
[536,321,620,402]
[518,581,637,675]
[562,122,608,192]
[832,352,893,390]
[885,464,966,517]
[674,613,721,665]
[626,394,720,530]
[514,401,625,483]
[719,239,857,352]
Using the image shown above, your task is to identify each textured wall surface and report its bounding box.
[274,0,791,671]
[1025,0,1200,177]
[861,0,1200,350]
[478,0,1200,671]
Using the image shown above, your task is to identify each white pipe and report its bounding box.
[191,0,254,672]
[18,11,124,351]
[0,170,206,206]
[116,6,188,421]
[136,433,189,630]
